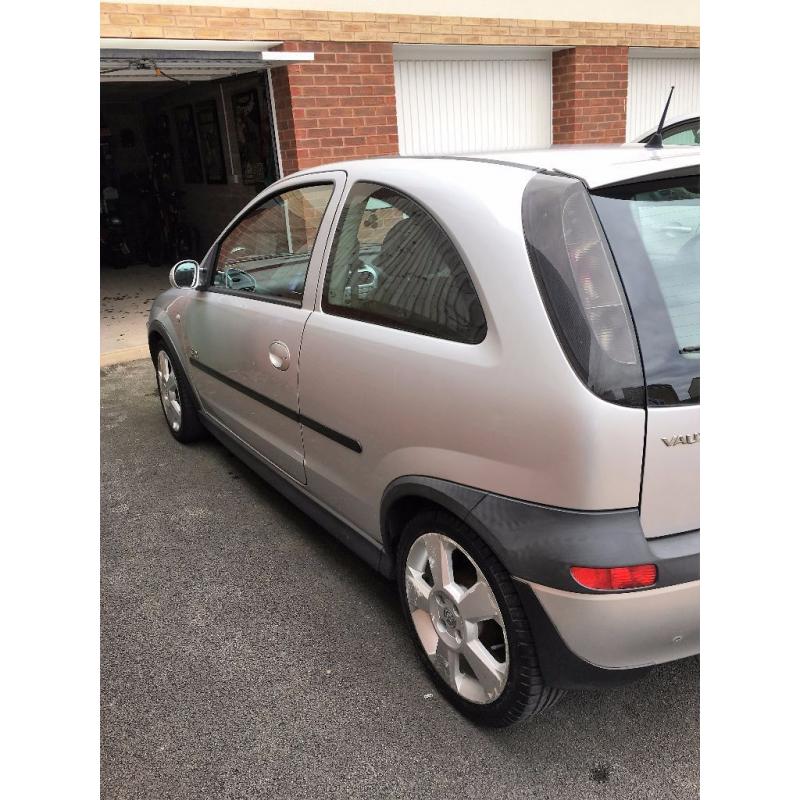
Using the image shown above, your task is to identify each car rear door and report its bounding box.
[181,172,345,484]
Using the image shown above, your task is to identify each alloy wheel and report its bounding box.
[156,350,182,432]
[405,532,509,704]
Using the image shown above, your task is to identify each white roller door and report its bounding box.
[393,45,552,156]
[626,48,700,140]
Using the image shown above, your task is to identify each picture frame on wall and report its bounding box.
[195,101,227,185]
[173,104,204,184]
[231,88,268,185]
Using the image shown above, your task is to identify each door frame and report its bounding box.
[182,169,349,483]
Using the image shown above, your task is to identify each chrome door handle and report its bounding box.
[268,340,291,371]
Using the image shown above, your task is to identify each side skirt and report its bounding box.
[200,412,391,578]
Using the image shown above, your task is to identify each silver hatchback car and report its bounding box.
[149,146,700,727]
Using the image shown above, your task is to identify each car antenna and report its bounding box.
[644,86,675,149]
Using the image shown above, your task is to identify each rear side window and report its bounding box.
[322,182,486,344]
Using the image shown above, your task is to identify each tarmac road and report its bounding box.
[101,359,699,800]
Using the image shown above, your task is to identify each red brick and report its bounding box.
[552,46,628,144]
[272,41,399,170]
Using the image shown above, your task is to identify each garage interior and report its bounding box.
[99,41,312,363]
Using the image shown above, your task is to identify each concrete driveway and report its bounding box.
[101,359,699,800]
[100,265,171,366]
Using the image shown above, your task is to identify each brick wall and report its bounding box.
[99,5,698,157]
[100,4,699,48]
[272,41,398,172]
[552,46,628,144]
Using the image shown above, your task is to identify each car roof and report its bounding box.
[294,144,700,190]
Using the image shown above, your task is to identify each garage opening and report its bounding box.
[99,40,312,363]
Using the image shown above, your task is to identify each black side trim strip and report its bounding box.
[298,415,362,453]
[189,357,363,454]
[191,356,289,417]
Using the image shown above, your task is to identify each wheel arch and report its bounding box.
[379,477,487,577]
[381,478,651,693]
[147,328,164,364]
[148,319,186,369]
[147,319,203,413]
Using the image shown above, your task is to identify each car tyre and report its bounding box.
[397,508,564,727]
[153,340,205,443]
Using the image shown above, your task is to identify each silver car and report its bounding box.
[149,145,700,727]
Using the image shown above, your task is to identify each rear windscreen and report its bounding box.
[592,175,699,406]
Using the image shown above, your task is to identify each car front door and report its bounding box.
[181,173,344,484]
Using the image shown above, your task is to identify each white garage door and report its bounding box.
[393,45,552,156]
[626,48,700,140]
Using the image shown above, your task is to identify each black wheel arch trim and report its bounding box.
[380,476,699,593]
[148,319,183,367]
[380,475,666,690]
[380,476,487,568]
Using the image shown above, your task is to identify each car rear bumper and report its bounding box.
[518,577,699,669]
[463,488,700,685]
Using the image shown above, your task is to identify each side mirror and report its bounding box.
[169,259,199,289]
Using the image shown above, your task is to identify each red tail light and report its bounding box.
[570,564,657,591]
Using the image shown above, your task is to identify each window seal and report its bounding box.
[203,286,303,309]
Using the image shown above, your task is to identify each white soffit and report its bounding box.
[100,39,314,83]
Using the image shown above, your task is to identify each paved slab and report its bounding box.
[101,359,699,800]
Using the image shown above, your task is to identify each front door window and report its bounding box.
[213,183,334,304]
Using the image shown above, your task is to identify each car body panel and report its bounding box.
[476,144,700,188]
[297,159,646,541]
[148,289,193,375]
